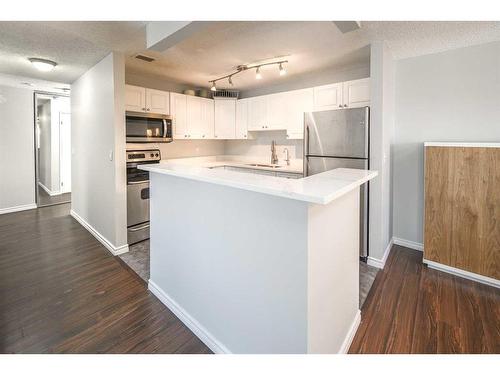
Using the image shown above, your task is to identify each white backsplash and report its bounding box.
[224,130,303,164]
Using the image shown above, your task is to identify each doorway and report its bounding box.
[35,93,71,207]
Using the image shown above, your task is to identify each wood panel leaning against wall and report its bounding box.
[424,144,500,284]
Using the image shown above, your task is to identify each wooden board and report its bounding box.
[424,146,500,280]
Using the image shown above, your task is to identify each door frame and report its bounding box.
[33,91,70,208]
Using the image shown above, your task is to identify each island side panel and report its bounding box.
[307,187,361,353]
[149,173,309,354]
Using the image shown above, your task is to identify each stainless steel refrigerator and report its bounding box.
[303,107,370,259]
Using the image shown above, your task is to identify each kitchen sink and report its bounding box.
[246,163,282,169]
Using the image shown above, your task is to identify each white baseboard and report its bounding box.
[423,259,500,289]
[38,181,60,197]
[70,209,129,256]
[338,309,361,354]
[0,203,37,215]
[367,237,394,269]
[393,237,424,251]
[148,280,231,354]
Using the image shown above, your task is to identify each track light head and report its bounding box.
[255,67,262,80]
[279,63,286,76]
[228,76,233,86]
[210,82,217,92]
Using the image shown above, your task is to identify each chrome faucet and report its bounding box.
[271,140,278,165]
[283,148,290,166]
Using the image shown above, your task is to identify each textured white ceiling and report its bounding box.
[0,21,499,89]
[0,21,147,83]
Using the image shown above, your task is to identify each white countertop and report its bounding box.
[424,142,500,148]
[140,156,377,205]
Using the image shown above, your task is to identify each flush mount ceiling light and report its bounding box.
[208,60,288,89]
[28,58,57,72]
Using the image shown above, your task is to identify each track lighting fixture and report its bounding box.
[208,59,288,89]
[279,63,286,76]
[255,67,262,80]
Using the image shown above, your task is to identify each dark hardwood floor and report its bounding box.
[0,204,211,354]
[350,245,500,354]
[1,204,498,354]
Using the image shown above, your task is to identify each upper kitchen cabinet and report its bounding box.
[247,93,287,131]
[145,88,170,115]
[343,78,370,108]
[313,78,370,111]
[187,95,214,139]
[247,95,267,131]
[235,99,249,139]
[214,99,236,139]
[313,82,343,111]
[170,93,188,139]
[125,85,146,112]
[125,85,170,115]
[285,88,313,139]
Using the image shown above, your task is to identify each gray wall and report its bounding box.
[71,52,127,249]
[393,41,500,245]
[0,85,36,212]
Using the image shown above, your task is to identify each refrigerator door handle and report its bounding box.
[304,124,310,177]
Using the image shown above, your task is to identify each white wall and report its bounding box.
[71,52,128,252]
[368,41,395,263]
[127,139,225,159]
[393,41,500,245]
[0,85,36,212]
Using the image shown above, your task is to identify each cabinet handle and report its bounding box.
[344,104,348,108]
[244,135,247,138]
[215,135,218,138]
[184,135,187,138]
[338,105,342,108]
[142,107,146,111]
[202,135,205,138]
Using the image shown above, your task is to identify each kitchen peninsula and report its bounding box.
[140,158,377,353]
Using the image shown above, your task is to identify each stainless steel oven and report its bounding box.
[126,112,172,143]
[126,149,161,245]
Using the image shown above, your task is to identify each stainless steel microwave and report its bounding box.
[126,111,173,143]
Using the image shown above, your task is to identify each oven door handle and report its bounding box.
[128,223,150,232]
[127,180,149,185]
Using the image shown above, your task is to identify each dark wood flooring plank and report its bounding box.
[0,204,211,354]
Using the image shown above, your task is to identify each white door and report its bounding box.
[313,83,343,111]
[146,88,170,115]
[247,96,267,130]
[200,97,214,139]
[214,99,236,139]
[343,78,370,108]
[266,93,287,130]
[125,85,146,112]
[59,112,71,193]
[286,88,313,139]
[235,99,248,139]
[171,93,188,139]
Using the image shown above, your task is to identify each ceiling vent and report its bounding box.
[212,90,239,99]
[134,54,156,63]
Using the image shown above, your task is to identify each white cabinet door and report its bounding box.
[235,99,248,139]
[186,95,202,139]
[214,99,236,139]
[343,78,370,108]
[145,88,170,115]
[125,85,146,112]
[313,83,343,111]
[199,97,214,139]
[247,96,268,131]
[266,92,287,130]
[170,93,188,139]
[285,88,313,139]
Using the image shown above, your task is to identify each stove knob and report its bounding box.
[150,153,154,157]
[155,153,159,157]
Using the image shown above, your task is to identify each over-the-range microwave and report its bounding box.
[126,111,173,143]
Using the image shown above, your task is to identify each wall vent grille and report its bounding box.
[212,90,239,99]
[134,54,155,63]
